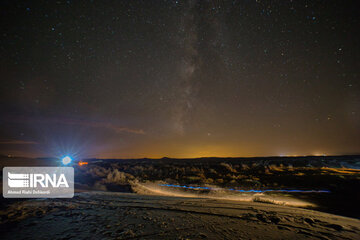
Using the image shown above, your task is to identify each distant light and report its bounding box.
[78,161,88,166]
[62,156,72,165]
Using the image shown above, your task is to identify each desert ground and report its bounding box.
[1,155,360,239]
[1,191,360,240]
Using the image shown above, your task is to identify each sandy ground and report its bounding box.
[1,192,360,240]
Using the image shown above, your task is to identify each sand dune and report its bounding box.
[132,182,316,208]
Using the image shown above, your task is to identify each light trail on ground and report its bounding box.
[159,184,331,193]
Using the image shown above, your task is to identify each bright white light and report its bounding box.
[62,156,72,165]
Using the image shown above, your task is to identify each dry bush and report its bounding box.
[209,168,218,174]
[241,164,249,170]
[220,162,237,173]
[216,178,224,184]
[205,178,214,184]
[269,164,284,172]
[87,166,110,178]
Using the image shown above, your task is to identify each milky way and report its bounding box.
[173,1,199,135]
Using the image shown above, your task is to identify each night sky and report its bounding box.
[0,0,359,158]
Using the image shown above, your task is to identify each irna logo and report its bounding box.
[3,167,74,198]
[8,172,69,188]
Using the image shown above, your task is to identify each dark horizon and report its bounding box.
[2,153,360,161]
